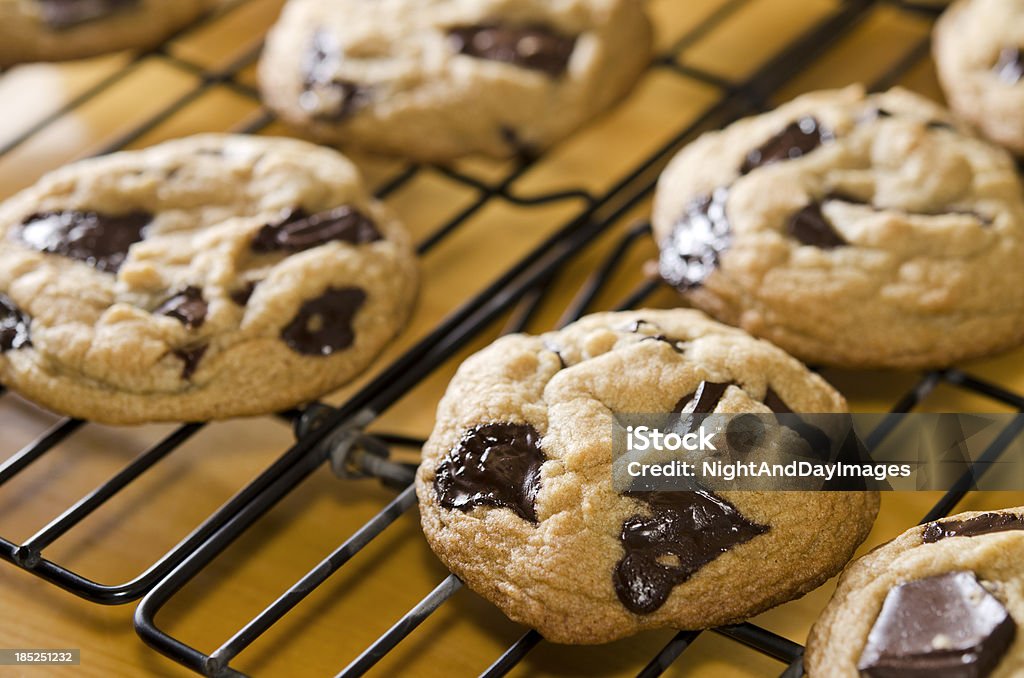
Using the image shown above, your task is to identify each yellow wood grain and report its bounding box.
[3,1,1024,677]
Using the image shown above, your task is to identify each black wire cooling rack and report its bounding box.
[4,0,1024,676]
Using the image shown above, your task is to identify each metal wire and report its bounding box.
[4,0,1012,677]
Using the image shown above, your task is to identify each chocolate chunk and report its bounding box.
[155,286,207,329]
[448,24,576,77]
[281,286,366,356]
[858,571,1016,678]
[300,30,371,120]
[787,202,847,249]
[659,189,731,292]
[676,383,796,418]
[18,210,152,273]
[676,382,832,460]
[0,294,31,353]
[252,207,381,254]
[230,282,258,307]
[763,387,792,413]
[675,380,731,415]
[614,490,768,614]
[994,47,1024,85]
[38,0,138,30]
[764,387,835,461]
[923,512,1024,544]
[175,344,207,380]
[434,422,546,523]
[674,381,732,440]
[740,116,833,174]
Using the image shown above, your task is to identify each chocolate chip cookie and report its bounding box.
[0,134,417,424]
[653,86,1024,369]
[0,0,211,67]
[934,0,1024,155]
[416,309,879,644]
[806,508,1024,677]
[259,0,652,162]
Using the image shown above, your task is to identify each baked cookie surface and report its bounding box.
[0,0,210,67]
[259,0,652,162]
[416,309,879,644]
[934,0,1024,155]
[806,508,1024,677]
[0,134,417,424]
[653,86,1024,369]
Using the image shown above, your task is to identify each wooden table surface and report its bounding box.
[3,1,1024,676]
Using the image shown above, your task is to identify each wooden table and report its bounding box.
[3,0,1024,676]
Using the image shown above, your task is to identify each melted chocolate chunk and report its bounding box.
[614,490,768,614]
[675,382,796,418]
[281,287,366,356]
[858,571,1016,678]
[673,381,731,441]
[923,513,1024,544]
[301,30,371,120]
[38,0,138,30]
[787,202,848,249]
[659,188,731,292]
[155,286,207,329]
[994,47,1024,85]
[18,210,152,273]
[675,381,731,415]
[740,117,833,174]
[763,387,792,413]
[230,282,258,307]
[448,24,576,77]
[675,383,832,460]
[434,422,546,523]
[252,207,381,254]
[0,294,32,353]
[175,344,207,380]
[764,387,835,461]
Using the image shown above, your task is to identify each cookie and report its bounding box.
[0,134,417,424]
[0,0,211,67]
[934,0,1024,155]
[258,0,652,162]
[415,309,879,644]
[653,85,1024,369]
[805,508,1024,677]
